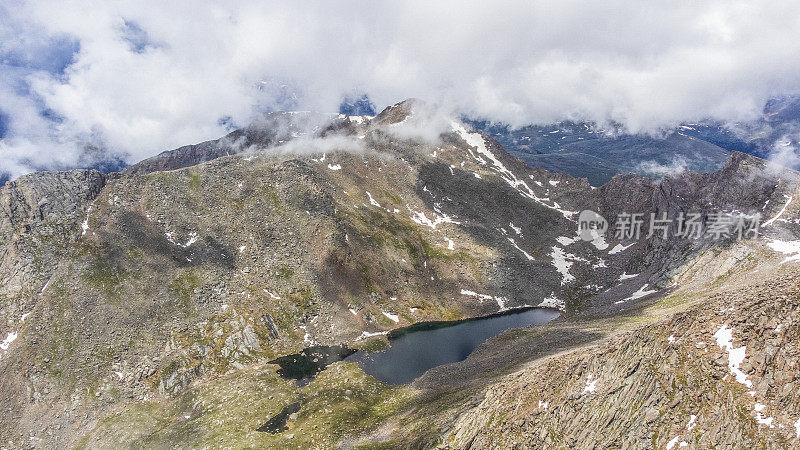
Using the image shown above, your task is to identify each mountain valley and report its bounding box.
[1,100,800,448]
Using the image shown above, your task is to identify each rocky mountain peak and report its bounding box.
[3,99,800,447]
[372,98,427,125]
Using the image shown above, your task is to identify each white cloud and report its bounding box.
[3,0,800,178]
[634,157,689,178]
[767,133,800,172]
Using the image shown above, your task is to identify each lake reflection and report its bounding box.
[346,307,560,384]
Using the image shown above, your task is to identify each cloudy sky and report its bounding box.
[2,0,800,178]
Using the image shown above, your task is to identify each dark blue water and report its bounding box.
[345,307,560,384]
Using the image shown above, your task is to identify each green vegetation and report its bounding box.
[168,270,203,308]
[78,362,416,449]
[274,264,295,279]
[359,262,380,294]
[419,234,474,263]
[350,336,390,353]
[126,245,143,259]
[379,190,402,205]
[82,256,126,303]
[262,184,282,208]
[40,280,79,384]
[288,285,315,313]
[375,313,396,327]
[354,442,402,450]
[188,173,202,190]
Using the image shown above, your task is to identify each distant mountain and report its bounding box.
[468,96,800,186]
[467,119,730,186]
[6,95,797,190]
[338,94,376,116]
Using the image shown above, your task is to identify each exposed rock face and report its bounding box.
[440,244,800,449]
[0,99,798,448]
[0,169,107,298]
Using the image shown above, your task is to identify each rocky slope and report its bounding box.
[0,99,798,448]
[439,240,800,449]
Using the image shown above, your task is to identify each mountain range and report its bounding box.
[1,99,800,448]
[468,95,800,186]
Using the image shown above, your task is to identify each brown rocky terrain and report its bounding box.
[437,240,800,449]
[1,99,799,448]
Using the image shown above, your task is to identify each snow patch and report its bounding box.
[300,325,316,345]
[357,330,388,340]
[0,331,18,351]
[407,205,459,230]
[556,236,577,246]
[327,164,342,171]
[616,284,657,304]
[609,242,634,254]
[583,373,598,393]
[40,277,53,295]
[451,121,576,220]
[713,324,753,388]
[504,233,535,261]
[166,231,199,248]
[763,195,793,226]
[366,191,381,207]
[538,294,565,310]
[550,246,582,285]
[767,239,800,263]
[618,272,639,281]
[382,311,399,323]
[460,289,508,311]
[81,206,92,236]
[666,437,680,449]
[754,403,774,428]
[589,233,609,250]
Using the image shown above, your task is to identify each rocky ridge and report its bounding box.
[0,99,798,448]
[439,239,800,449]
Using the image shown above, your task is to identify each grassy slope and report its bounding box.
[77,362,415,449]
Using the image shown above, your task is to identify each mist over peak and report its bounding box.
[3,1,800,179]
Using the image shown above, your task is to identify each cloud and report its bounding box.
[267,134,367,158]
[3,0,800,179]
[378,99,458,143]
[767,135,800,173]
[634,157,689,178]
